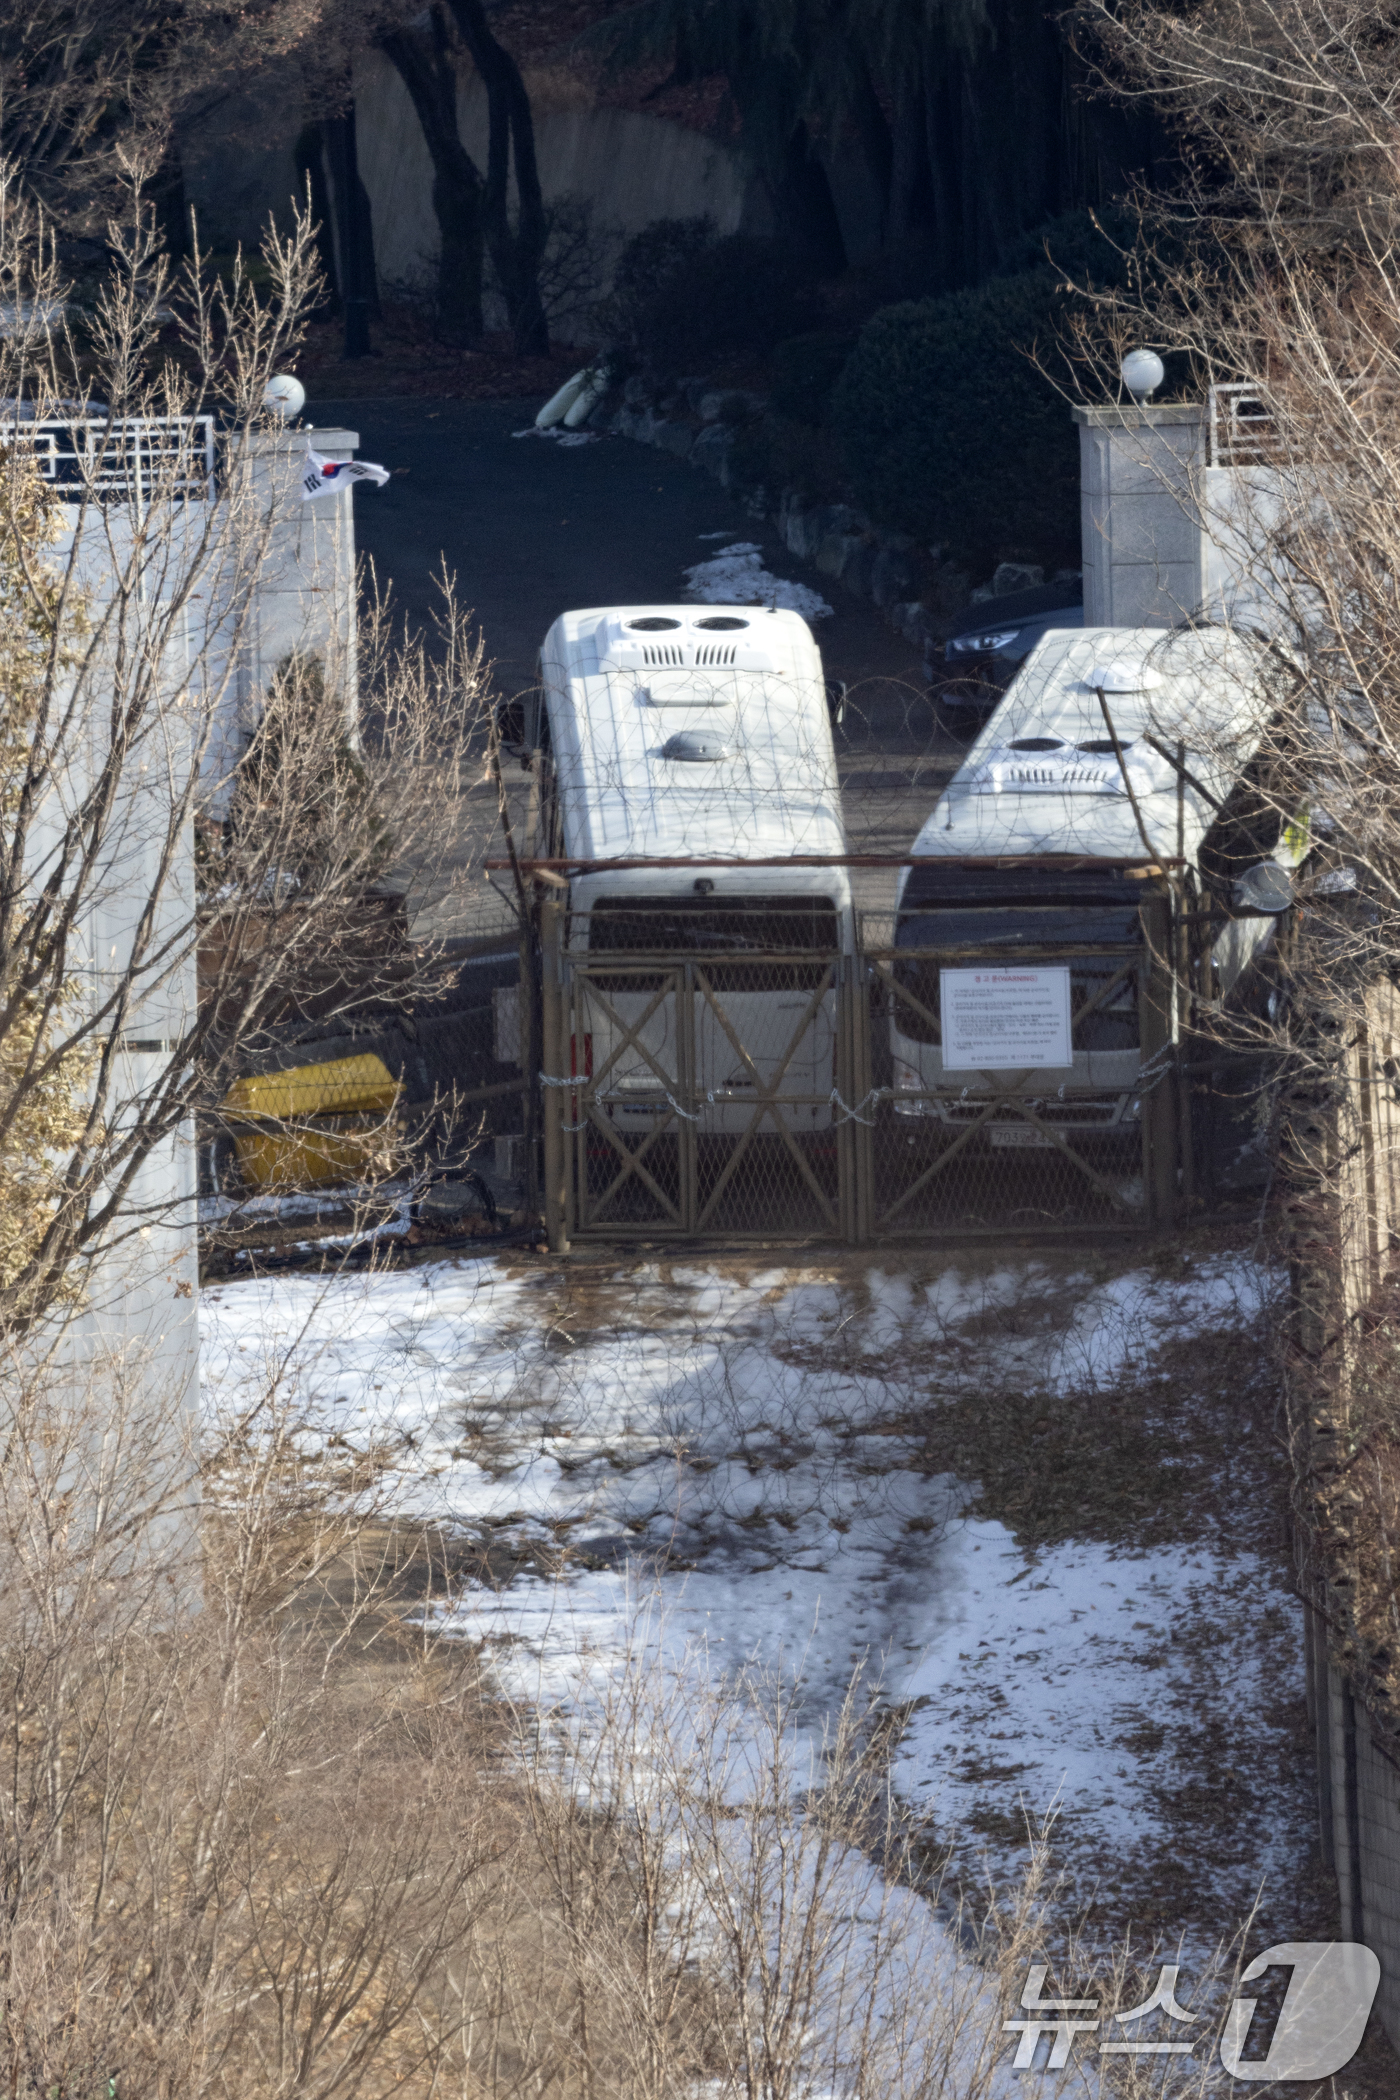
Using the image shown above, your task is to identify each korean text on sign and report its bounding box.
[939,966,1073,1071]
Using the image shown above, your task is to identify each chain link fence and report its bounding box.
[537,881,1187,1246]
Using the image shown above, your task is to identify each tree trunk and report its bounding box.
[379,13,485,344]
[151,145,187,261]
[448,0,549,355]
[924,57,968,288]
[294,123,340,317]
[774,119,847,277]
[845,48,894,250]
[887,65,931,264]
[325,102,375,358]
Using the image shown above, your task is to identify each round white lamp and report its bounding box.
[263,373,306,421]
[1120,349,1165,403]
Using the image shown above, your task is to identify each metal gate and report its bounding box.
[539,894,1180,1246]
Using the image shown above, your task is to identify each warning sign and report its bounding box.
[939,967,1073,1071]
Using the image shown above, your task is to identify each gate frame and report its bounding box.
[539,880,1183,1249]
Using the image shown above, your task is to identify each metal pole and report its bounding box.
[840,948,873,1244]
[539,898,569,1253]
[1174,876,1196,1213]
[1141,892,1177,1228]
[837,955,854,1244]
[541,898,575,1243]
[519,903,539,1219]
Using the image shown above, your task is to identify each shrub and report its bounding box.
[599,215,717,360]
[768,330,857,425]
[728,412,848,504]
[992,204,1139,287]
[633,235,819,379]
[829,270,1080,563]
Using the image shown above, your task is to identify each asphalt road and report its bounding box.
[308,394,953,930]
[309,394,927,708]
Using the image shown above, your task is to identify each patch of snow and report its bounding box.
[199,1179,413,1227]
[512,425,603,447]
[682,542,833,620]
[199,1248,1302,1949]
[895,1520,1302,1884]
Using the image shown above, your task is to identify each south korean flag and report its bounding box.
[301,442,391,501]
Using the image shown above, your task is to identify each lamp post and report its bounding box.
[1121,348,1166,403]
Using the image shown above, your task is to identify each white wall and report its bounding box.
[31,427,368,1571]
[1075,403,1287,633]
[353,47,754,301]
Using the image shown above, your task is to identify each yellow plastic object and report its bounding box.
[222,1053,401,1192]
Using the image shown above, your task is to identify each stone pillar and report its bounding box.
[239,423,361,736]
[1073,404,1208,627]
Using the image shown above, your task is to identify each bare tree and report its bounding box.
[0,168,491,1331]
[1068,0,1400,1736]
[0,0,329,224]
[378,6,487,346]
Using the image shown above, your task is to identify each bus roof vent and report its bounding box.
[596,608,783,672]
[661,730,731,763]
[1086,658,1163,693]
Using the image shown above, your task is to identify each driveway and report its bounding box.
[308,394,951,928]
[308,394,926,704]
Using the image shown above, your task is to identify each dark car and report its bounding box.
[929,578,1084,734]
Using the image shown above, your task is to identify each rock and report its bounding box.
[699,388,762,426]
[892,601,938,649]
[992,561,1044,595]
[785,506,823,563]
[777,496,814,559]
[622,375,651,407]
[815,530,865,581]
[652,419,696,460]
[922,562,974,622]
[842,539,878,598]
[870,544,919,608]
[690,423,733,478]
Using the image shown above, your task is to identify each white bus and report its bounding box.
[530,603,852,1134]
[889,625,1306,1147]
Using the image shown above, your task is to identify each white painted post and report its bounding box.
[233,423,362,747]
[1073,403,1209,626]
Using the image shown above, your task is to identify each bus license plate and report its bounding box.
[989,1124,1054,1149]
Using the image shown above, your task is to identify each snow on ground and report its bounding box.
[512,425,604,448]
[896,1523,1296,1871]
[200,1246,1305,1944]
[682,540,834,619]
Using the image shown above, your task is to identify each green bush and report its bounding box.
[727,413,848,503]
[829,271,1080,563]
[992,205,1139,287]
[768,331,857,425]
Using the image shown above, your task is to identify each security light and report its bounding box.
[263,374,305,421]
[1121,349,1165,403]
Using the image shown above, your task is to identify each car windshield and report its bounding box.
[582,895,841,994]
[894,906,1142,950]
[588,896,839,952]
[891,904,1141,1049]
